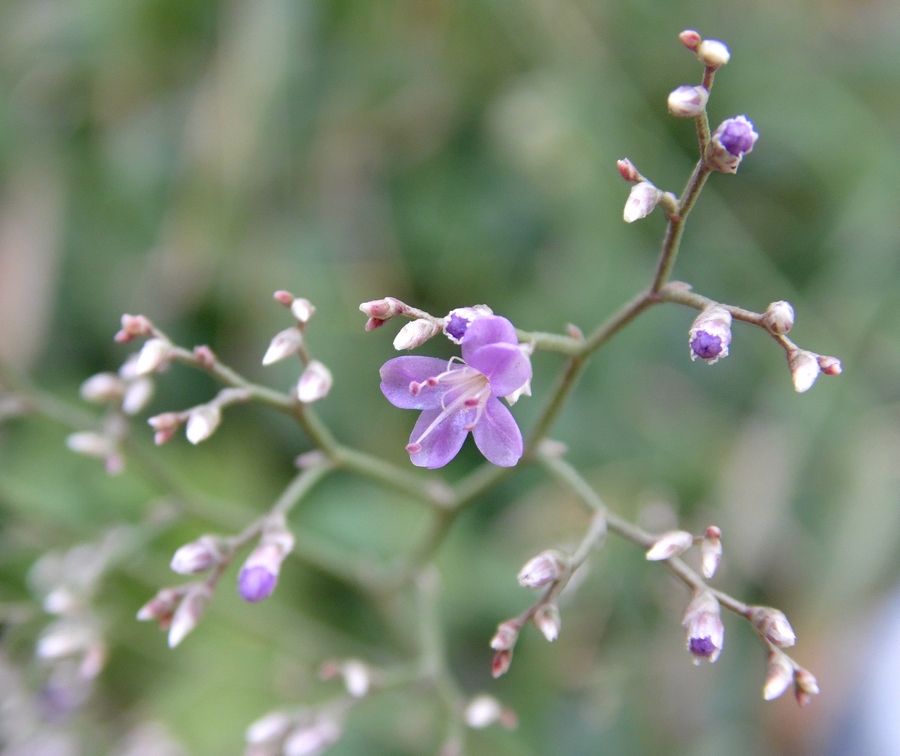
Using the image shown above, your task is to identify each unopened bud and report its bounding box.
[696,39,730,69]
[364,317,386,331]
[192,345,216,369]
[262,327,303,366]
[170,536,224,575]
[246,711,294,745]
[623,182,663,223]
[517,550,565,588]
[393,319,440,351]
[464,695,502,729]
[818,355,842,376]
[701,526,723,579]
[789,349,820,393]
[185,404,221,444]
[135,339,171,376]
[340,659,370,698]
[689,305,732,364]
[291,298,315,323]
[115,314,153,342]
[749,606,796,647]
[682,591,724,663]
[616,158,640,182]
[36,619,95,659]
[273,290,295,307]
[283,719,342,756]
[297,360,333,403]
[359,297,405,320]
[238,521,295,603]
[121,377,154,415]
[667,85,709,118]
[646,530,694,561]
[679,29,701,51]
[707,115,758,174]
[491,649,512,679]
[490,621,519,651]
[66,432,115,459]
[167,583,211,647]
[794,667,819,707]
[137,586,186,627]
[763,301,795,335]
[80,373,125,403]
[534,603,561,642]
[764,652,795,701]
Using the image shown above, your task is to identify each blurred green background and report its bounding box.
[1,0,898,753]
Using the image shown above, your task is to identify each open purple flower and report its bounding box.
[380,315,531,469]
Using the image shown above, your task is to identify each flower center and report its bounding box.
[406,359,491,453]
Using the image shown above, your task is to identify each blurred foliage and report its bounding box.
[1,0,899,754]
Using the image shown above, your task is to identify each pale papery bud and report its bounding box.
[170,536,224,575]
[763,300,795,335]
[818,355,842,376]
[490,621,519,651]
[645,530,694,561]
[359,297,405,320]
[291,298,315,323]
[283,719,341,756]
[491,649,513,678]
[689,305,732,364]
[185,404,221,444]
[701,527,723,579]
[246,710,294,745]
[297,360,333,403]
[679,29,701,51]
[393,319,440,350]
[517,550,565,588]
[697,39,730,69]
[667,85,709,118]
[43,587,81,615]
[340,659,370,698]
[134,339,171,376]
[464,695,502,729]
[763,652,795,701]
[616,158,640,182]
[262,327,303,366]
[623,182,663,223]
[682,591,724,663]
[789,349,821,393]
[80,373,125,403]
[534,603,561,642]
[749,606,796,648]
[121,377,154,415]
[167,583,212,648]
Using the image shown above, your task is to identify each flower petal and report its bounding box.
[466,343,532,398]
[461,316,518,358]
[380,356,448,409]
[407,407,472,468]
[472,397,523,467]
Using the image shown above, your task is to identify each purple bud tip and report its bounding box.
[689,636,717,657]
[718,117,757,156]
[445,314,469,342]
[238,566,277,602]
[690,331,723,360]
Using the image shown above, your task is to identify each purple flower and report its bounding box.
[707,115,758,173]
[689,305,732,365]
[380,315,531,469]
[238,565,277,603]
[682,591,724,663]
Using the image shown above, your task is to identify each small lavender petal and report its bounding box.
[690,331,723,360]
[239,566,277,602]
[471,397,523,467]
[407,406,472,469]
[460,316,518,356]
[465,342,532,398]
[689,636,717,658]
[379,356,448,409]
[445,313,470,343]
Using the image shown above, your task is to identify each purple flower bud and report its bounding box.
[443,305,494,344]
[238,565,278,603]
[707,116,758,173]
[689,305,732,364]
[682,591,724,663]
[238,520,295,603]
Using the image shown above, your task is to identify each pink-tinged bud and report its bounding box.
[262,327,303,366]
[491,649,512,679]
[185,404,221,445]
[794,667,819,707]
[623,182,663,223]
[679,29,701,51]
[645,530,694,561]
[534,603,561,642]
[763,301,795,335]
[696,39,730,69]
[701,527,723,579]
[682,591,725,663]
[764,651,795,701]
[273,290,295,307]
[170,536,224,575]
[283,719,342,756]
[135,339,171,375]
[297,360,333,403]
[121,377,154,415]
[359,297,405,320]
[192,345,216,369]
[80,373,125,403]
[517,550,565,588]
[167,583,212,648]
[707,115,758,174]
[136,586,186,626]
[667,85,709,118]
[393,319,440,351]
[689,305,732,364]
[444,305,494,344]
[616,158,640,182]
[490,621,519,651]
[291,298,315,323]
[464,695,502,729]
[148,412,182,445]
[818,355,842,376]
[115,314,153,342]
[340,659,370,698]
[789,349,820,393]
[66,431,115,459]
[246,711,294,745]
[364,316,386,331]
[749,606,796,648]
